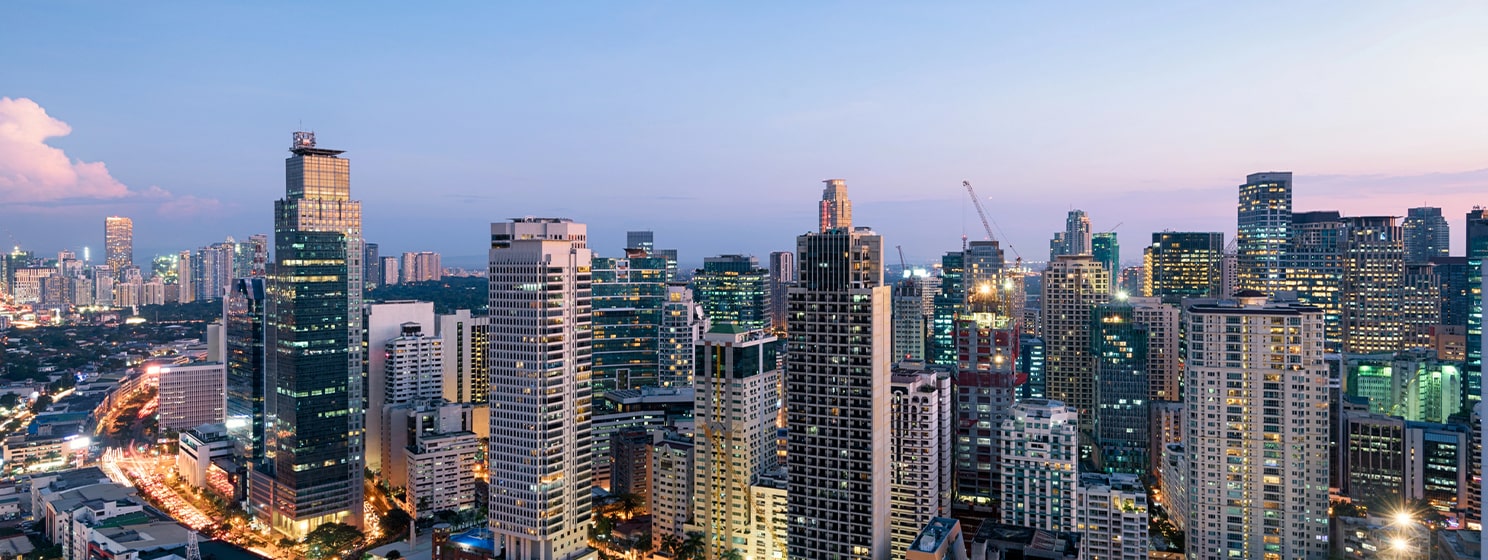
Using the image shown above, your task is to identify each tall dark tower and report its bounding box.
[1467,207,1488,410]
[225,278,268,476]
[252,132,365,538]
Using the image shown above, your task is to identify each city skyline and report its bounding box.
[3,3,1487,263]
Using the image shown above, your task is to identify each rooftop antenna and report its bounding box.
[186,531,201,560]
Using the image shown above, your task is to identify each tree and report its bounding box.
[0,393,20,408]
[382,507,413,538]
[718,548,744,560]
[303,522,362,560]
[677,532,705,560]
[386,551,402,559]
[658,534,681,557]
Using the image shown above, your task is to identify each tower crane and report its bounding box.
[962,180,1023,264]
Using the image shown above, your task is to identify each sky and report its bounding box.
[3,2,1486,269]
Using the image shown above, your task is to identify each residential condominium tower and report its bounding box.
[1041,254,1110,437]
[256,131,365,538]
[487,218,595,560]
[786,223,891,559]
[104,216,133,274]
[1182,292,1328,560]
[999,399,1079,532]
[693,325,782,559]
[1340,216,1405,354]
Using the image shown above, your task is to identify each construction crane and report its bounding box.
[896,245,908,274]
[963,181,996,242]
[962,180,1023,262]
[1102,221,1123,233]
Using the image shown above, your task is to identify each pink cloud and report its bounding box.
[0,97,222,215]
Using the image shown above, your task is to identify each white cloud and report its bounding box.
[0,97,223,216]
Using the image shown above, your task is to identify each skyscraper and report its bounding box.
[1041,254,1110,437]
[1090,299,1148,474]
[786,222,890,559]
[1129,297,1181,403]
[487,218,594,560]
[1237,172,1292,293]
[929,251,966,367]
[951,272,1023,521]
[1142,232,1225,302]
[1182,293,1328,560]
[692,254,771,331]
[256,131,364,537]
[401,251,442,283]
[1403,207,1450,264]
[768,251,794,331]
[1064,210,1092,256]
[1340,216,1405,354]
[626,230,655,254]
[694,325,782,559]
[1468,207,1488,409]
[364,242,381,288]
[224,278,267,472]
[1092,232,1118,291]
[104,216,133,274]
[892,277,931,361]
[819,179,852,232]
[436,309,489,405]
[658,283,704,388]
[1282,211,1344,349]
[591,253,668,396]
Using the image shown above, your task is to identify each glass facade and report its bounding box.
[930,251,965,367]
[225,277,267,467]
[691,254,770,331]
[1090,301,1148,474]
[1281,211,1344,351]
[1142,231,1224,302]
[1466,207,1487,408]
[591,255,668,401]
[1237,172,1292,293]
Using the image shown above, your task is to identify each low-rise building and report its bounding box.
[175,424,234,495]
[906,517,967,560]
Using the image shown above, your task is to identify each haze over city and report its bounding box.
[4,2,1487,265]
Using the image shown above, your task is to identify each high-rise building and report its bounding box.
[768,251,794,331]
[175,251,193,304]
[626,231,654,254]
[750,471,790,560]
[1237,172,1292,293]
[224,278,268,473]
[951,271,1023,520]
[658,283,703,388]
[1091,232,1118,291]
[591,253,668,396]
[437,309,489,405]
[1182,292,1328,560]
[1063,210,1093,256]
[1282,211,1345,349]
[104,216,133,274]
[998,399,1078,532]
[1018,334,1045,400]
[364,243,381,288]
[1433,256,1470,328]
[1130,296,1181,403]
[888,361,952,556]
[786,223,891,559]
[1340,216,1405,354]
[1467,207,1488,409]
[193,241,236,301]
[1142,232,1225,302]
[929,251,966,367]
[1075,473,1149,560]
[609,429,652,506]
[401,251,442,283]
[651,430,695,545]
[255,131,365,538]
[396,402,479,519]
[364,301,437,474]
[1344,349,1462,424]
[1041,255,1110,437]
[1403,207,1450,264]
[691,254,770,331]
[693,325,782,559]
[155,361,227,431]
[819,179,852,233]
[892,277,931,361]
[382,322,444,404]
[1150,401,1185,483]
[1403,262,1445,350]
[380,255,400,286]
[1090,299,1149,474]
[487,218,594,560]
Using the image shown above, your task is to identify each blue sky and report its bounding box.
[3,2,1486,268]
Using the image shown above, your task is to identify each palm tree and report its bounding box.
[677,532,705,560]
[658,534,682,558]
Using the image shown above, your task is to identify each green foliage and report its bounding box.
[367,277,487,315]
[303,522,362,559]
[382,507,413,538]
